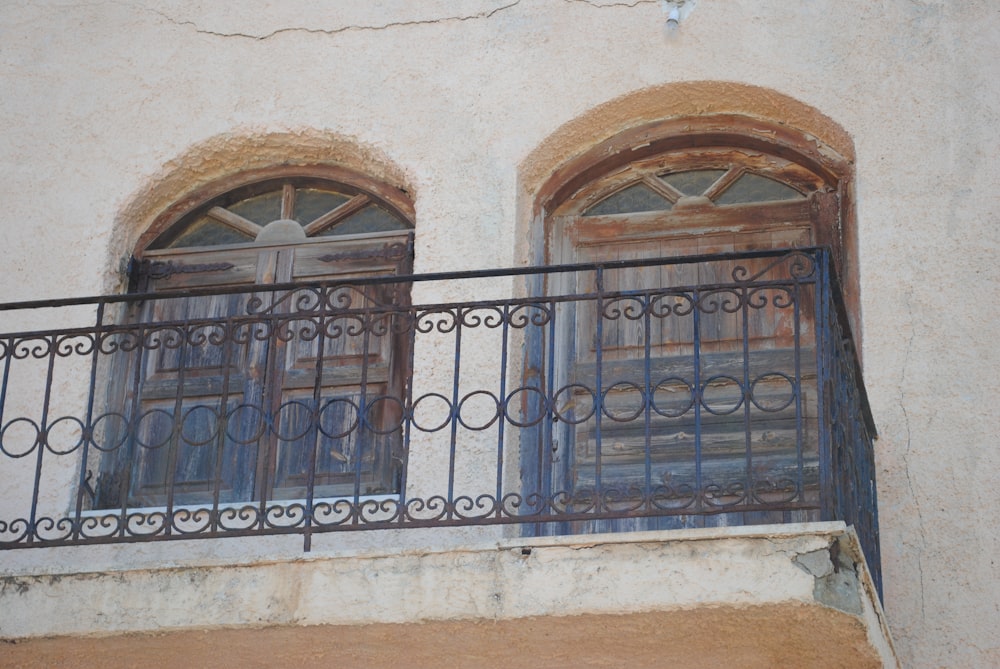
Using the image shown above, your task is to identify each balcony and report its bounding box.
[0,248,894,666]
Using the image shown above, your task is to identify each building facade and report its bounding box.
[1,1,998,667]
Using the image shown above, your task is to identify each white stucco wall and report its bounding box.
[1,1,998,666]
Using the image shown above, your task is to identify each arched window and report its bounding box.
[96,168,414,508]
[532,116,854,531]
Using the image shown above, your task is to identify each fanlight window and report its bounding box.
[152,179,410,250]
[583,167,809,217]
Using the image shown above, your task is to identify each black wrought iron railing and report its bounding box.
[0,248,879,592]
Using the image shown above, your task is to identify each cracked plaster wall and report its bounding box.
[0,1,998,667]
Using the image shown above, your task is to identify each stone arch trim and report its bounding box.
[519,81,855,210]
[537,113,851,216]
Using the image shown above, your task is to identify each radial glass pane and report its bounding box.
[321,205,409,236]
[714,173,804,205]
[165,217,254,249]
[293,188,351,225]
[228,191,283,225]
[660,170,727,196]
[583,183,673,216]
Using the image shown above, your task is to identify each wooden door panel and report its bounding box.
[278,290,394,372]
[136,246,265,291]
[128,395,254,506]
[139,294,251,383]
[567,379,817,486]
[553,205,816,508]
[290,233,412,280]
[99,235,412,509]
[119,253,266,506]
[270,385,399,499]
[572,226,812,362]
[271,239,410,499]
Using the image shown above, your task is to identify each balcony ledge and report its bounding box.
[0,521,897,668]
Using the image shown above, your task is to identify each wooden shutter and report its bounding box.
[544,156,830,523]
[104,232,412,507]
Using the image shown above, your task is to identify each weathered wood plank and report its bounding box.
[207,206,263,239]
[570,348,818,387]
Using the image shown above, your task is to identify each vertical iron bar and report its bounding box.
[27,333,60,544]
[353,287,373,509]
[209,311,235,535]
[73,301,106,541]
[740,277,753,516]
[303,298,328,552]
[256,301,282,531]
[495,304,510,517]
[792,258,805,510]
[642,290,653,507]
[0,336,11,428]
[593,267,605,512]
[814,250,834,520]
[692,286,703,519]
[446,308,463,518]
[0,335,12,540]
[119,321,146,538]
[540,295,557,523]
[0,335,12,473]
[162,308,191,535]
[398,299,418,524]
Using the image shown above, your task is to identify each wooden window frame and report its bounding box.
[519,114,859,534]
[95,168,416,509]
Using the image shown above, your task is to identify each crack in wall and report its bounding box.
[761,537,799,561]
[900,287,926,623]
[563,0,660,8]
[139,1,522,41]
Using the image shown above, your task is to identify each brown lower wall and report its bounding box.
[3,605,882,669]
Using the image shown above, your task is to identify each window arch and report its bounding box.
[536,114,857,329]
[96,167,415,508]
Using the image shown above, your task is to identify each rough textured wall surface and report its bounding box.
[1,1,998,667]
[2,608,883,669]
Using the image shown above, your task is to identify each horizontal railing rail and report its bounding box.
[0,248,879,593]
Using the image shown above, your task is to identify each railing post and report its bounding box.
[494,303,510,518]
[593,266,605,511]
[692,282,703,518]
[302,287,329,552]
[814,249,835,521]
[72,301,106,541]
[541,293,557,521]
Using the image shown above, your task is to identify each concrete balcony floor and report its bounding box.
[1,522,897,668]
